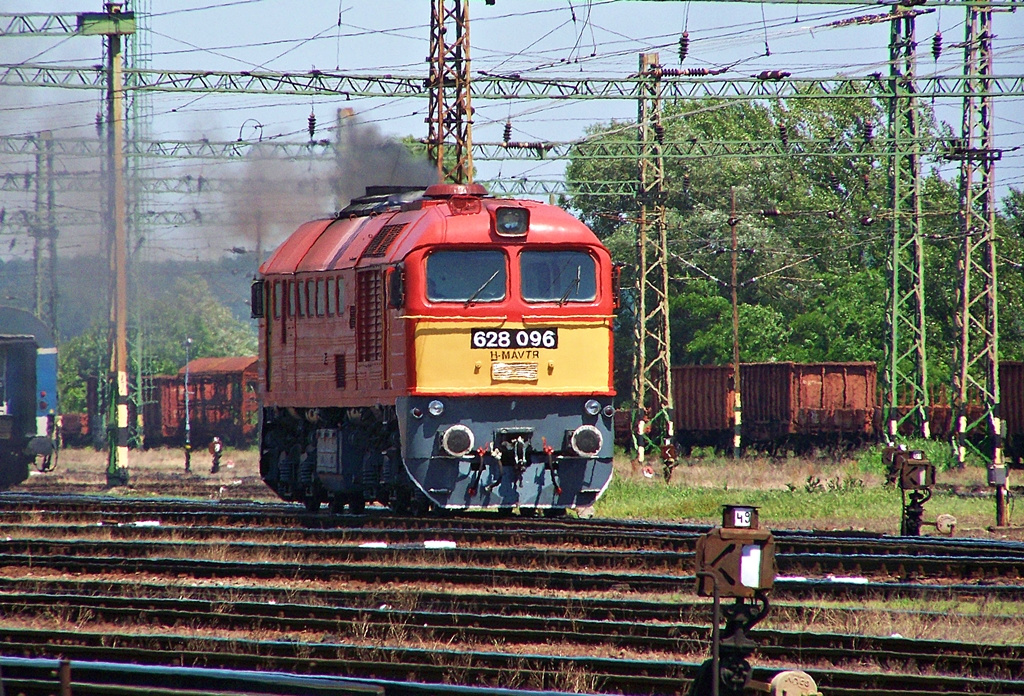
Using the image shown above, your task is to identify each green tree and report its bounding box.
[59,276,256,413]
[563,92,1006,402]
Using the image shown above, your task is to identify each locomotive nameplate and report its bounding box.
[491,362,539,382]
[471,328,558,349]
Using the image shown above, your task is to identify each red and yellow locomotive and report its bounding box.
[254,183,618,514]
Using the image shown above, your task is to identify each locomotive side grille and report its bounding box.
[357,270,384,362]
[334,353,346,388]
[364,223,407,258]
[0,416,12,440]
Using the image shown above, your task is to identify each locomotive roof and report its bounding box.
[259,183,603,276]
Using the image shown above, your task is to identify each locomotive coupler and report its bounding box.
[485,444,503,492]
[542,438,561,495]
[469,446,488,496]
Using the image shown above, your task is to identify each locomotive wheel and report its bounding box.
[303,488,325,512]
[389,487,411,515]
[348,490,366,515]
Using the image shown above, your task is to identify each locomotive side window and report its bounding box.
[273,281,283,319]
[426,250,506,303]
[316,279,326,317]
[520,250,597,303]
[298,279,307,317]
[337,276,345,312]
[326,277,336,316]
[288,281,297,316]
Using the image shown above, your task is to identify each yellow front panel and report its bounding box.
[412,319,612,394]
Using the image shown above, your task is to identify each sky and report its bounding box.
[1,0,1023,262]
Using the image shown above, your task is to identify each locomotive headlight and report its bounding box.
[584,399,601,416]
[428,400,445,417]
[441,425,475,457]
[494,207,529,237]
[411,407,424,419]
[602,404,615,418]
[570,425,603,457]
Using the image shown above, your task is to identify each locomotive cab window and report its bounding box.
[520,250,597,304]
[326,277,336,316]
[426,250,507,303]
[316,279,326,317]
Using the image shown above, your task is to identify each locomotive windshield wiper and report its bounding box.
[465,269,501,307]
[558,265,581,306]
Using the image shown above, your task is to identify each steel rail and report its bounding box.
[2,519,1023,562]
[4,533,1024,580]
[1,574,1023,620]
[2,493,1024,553]
[3,591,1019,678]
[1,626,1021,696]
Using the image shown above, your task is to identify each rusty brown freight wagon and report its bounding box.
[671,365,734,450]
[669,362,879,452]
[1001,361,1024,466]
[742,362,877,448]
[143,357,259,447]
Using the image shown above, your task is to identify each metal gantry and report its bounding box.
[31,131,57,340]
[884,7,930,442]
[952,5,1005,524]
[5,63,1024,100]
[426,0,472,183]
[633,53,674,477]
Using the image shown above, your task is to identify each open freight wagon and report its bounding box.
[671,362,879,453]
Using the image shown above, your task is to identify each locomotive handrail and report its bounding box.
[401,315,509,322]
[522,314,614,321]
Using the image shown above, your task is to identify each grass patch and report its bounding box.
[596,452,1013,532]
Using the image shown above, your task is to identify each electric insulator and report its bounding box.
[678,31,690,63]
[683,173,691,189]
[778,123,789,148]
[826,210,837,220]
[761,207,781,217]
[757,70,791,80]
[95,112,103,137]
[503,121,512,144]
[829,172,841,191]
[932,31,942,62]
[863,173,871,193]
[863,123,874,143]
[860,216,875,226]
[308,111,317,140]
[654,122,665,143]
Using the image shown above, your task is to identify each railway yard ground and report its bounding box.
[1,447,1022,695]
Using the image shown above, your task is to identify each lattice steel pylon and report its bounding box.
[633,53,674,478]
[951,6,1005,523]
[884,9,930,442]
[426,0,472,184]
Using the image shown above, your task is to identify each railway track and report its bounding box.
[2,528,1023,582]
[0,492,1021,694]
[2,589,1020,678]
